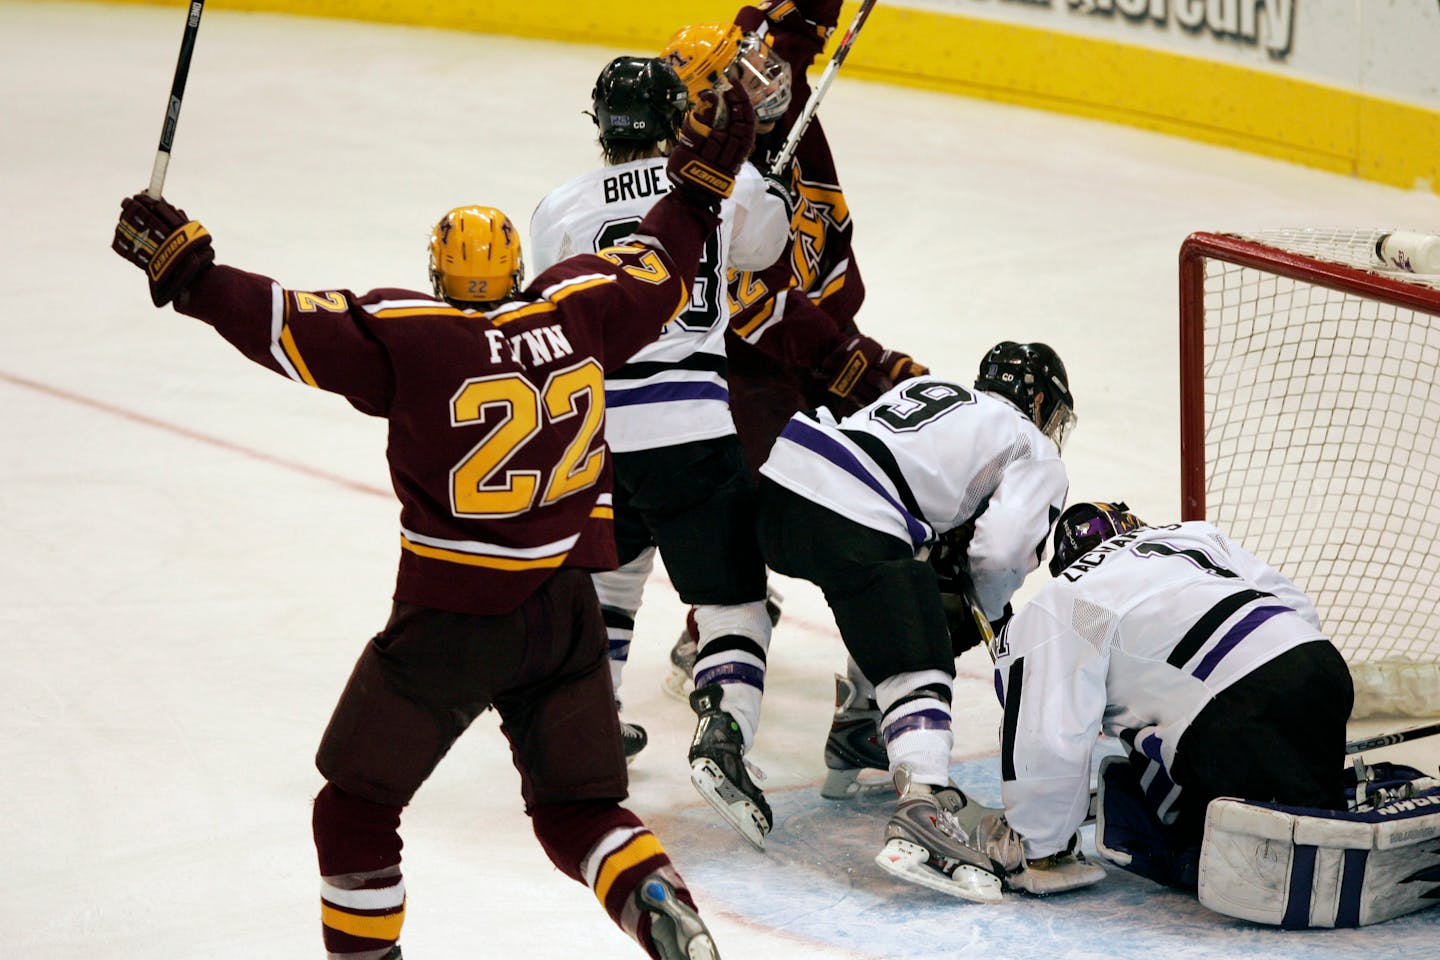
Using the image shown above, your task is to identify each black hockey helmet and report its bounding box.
[975,341,1077,451]
[1049,501,1146,576]
[591,56,689,144]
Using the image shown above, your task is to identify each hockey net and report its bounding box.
[1179,229,1440,718]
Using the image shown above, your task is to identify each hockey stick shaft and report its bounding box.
[1345,720,1440,755]
[768,0,878,177]
[147,0,207,199]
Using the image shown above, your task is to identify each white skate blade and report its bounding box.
[874,838,1003,904]
[661,665,693,703]
[820,766,893,800]
[690,758,769,851]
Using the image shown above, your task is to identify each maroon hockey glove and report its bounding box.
[666,85,757,209]
[112,193,215,307]
[756,0,842,32]
[816,333,929,410]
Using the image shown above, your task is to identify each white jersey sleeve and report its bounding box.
[725,162,790,271]
[968,455,1067,619]
[993,603,1110,860]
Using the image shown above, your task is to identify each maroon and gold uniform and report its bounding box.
[113,177,736,960]
[724,0,871,471]
[171,235,695,616]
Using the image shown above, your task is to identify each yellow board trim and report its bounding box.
[400,535,568,571]
[319,901,406,942]
[99,1,1440,194]
[593,832,666,906]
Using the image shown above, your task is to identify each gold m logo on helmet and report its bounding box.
[147,221,209,282]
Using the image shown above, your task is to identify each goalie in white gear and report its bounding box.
[528,56,790,850]
[982,501,1354,899]
[755,341,1076,901]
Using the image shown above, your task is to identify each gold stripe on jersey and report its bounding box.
[590,504,614,520]
[368,304,470,320]
[731,296,777,339]
[814,271,846,305]
[489,300,558,328]
[319,900,406,941]
[593,831,666,906]
[277,325,319,387]
[400,534,569,570]
[548,275,615,302]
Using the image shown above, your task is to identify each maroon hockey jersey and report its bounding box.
[725,1,870,468]
[173,221,702,615]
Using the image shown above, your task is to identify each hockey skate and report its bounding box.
[687,684,772,850]
[663,589,783,702]
[620,719,648,764]
[820,673,891,799]
[637,873,720,960]
[874,764,1004,903]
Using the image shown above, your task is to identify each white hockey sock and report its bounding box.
[876,670,955,787]
[692,600,773,751]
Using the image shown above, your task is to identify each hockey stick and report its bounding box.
[767,0,879,177]
[1345,720,1440,755]
[147,0,207,199]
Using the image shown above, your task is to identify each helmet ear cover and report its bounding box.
[428,206,524,309]
[1049,501,1146,576]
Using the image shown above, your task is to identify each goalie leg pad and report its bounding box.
[1094,755,1200,889]
[1199,784,1440,928]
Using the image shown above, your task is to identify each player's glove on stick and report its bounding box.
[113,193,214,307]
[666,86,757,210]
[818,333,929,410]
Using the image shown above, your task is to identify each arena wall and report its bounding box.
[94,0,1440,195]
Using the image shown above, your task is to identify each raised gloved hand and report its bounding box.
[974,814,1106,895]
[816,333,929,410]
[755,0,842,31]
[112,193,214,307]
[666,84,757,209]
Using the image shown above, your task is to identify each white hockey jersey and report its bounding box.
[529,157,789,452]
[759,376,1068,619]
[993,520,1328,859]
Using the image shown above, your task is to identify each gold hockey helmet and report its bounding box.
[428,205,524,308]
[662,23,792,123]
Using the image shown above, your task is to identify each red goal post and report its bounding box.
[1179,230,1440,718]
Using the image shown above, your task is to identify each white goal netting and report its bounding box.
[1181,229,1440,717]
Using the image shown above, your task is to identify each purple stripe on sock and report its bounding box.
[695,661,766,691]
[883,708,951,744]
[1193,605,1290,681]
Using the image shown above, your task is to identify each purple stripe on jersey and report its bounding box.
[779,419,928,548]
[993,670,1005,708]
[606,381,729,408]
[1192,605,1290,681]
[883,708,951,744]
[695,661,766,691]
[1140,758,1177,812]
[1139,733,1165,765]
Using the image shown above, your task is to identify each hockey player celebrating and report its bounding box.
[755,342,1076,900]
[662,0,928,797]
[109,86,758,960]
[975,501,1354,901]
[528,56,789,849]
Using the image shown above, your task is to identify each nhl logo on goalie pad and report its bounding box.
[1198,783,1440,929]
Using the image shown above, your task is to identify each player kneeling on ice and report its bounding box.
[110,86,757,960]
[979,501,1387,909]
[755,343,1076,901]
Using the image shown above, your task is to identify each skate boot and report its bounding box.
[687,684,772,850]
[820,673,891,799]
[620,719,648,764]
[637,873,720,960]
[663,588,784,702]
[874,764,1004,903]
